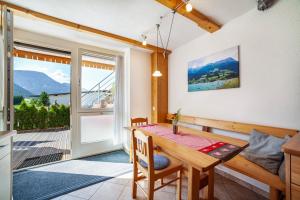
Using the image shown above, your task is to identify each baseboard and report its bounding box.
[123,144,130,154]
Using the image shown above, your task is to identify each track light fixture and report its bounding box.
[184,0,193,12]
[142,40,147,46]
[185,2,193,12]
[142,34,147,46]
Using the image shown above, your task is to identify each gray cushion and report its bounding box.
[278,136,291,182]
[242,129,289,174]
[278,159,285,182]
[139,154,170,170]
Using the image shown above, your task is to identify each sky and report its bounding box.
[14,57,113,90]
[188,46,239,69]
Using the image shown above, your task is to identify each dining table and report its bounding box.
[125,123,249,200]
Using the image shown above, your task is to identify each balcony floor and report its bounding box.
[12,130,71,170]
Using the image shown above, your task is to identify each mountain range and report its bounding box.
[14,83,33,97]
[14,70,70,96]
[188,57,239,80]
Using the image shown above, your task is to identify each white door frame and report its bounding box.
[0,7,13,131]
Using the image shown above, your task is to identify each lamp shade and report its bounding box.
[152,70,162,77]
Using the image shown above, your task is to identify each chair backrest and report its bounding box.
[131,117,148,126]
[167,113,299,138]
[131,129,154,174]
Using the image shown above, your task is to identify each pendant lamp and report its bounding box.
[152,24,162,77]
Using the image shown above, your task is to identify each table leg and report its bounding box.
[207,168,214,200]
[188,165,200,200]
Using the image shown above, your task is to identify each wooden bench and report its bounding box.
[166,114,299,200]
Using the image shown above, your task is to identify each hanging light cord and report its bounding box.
[142,0,184,45]
[152,1,184,76]
[158,18,165,50]
[156,24,159,68]
[163,10,176,57]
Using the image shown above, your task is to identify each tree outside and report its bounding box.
[39,91,50,106]
[13,91,70,131]
[14,96,24,105]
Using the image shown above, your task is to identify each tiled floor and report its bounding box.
[52,172,267,200]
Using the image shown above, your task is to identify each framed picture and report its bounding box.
[188,46,240,92]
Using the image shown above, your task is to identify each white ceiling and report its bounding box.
[14,16,132,52]
[6,0,256,50]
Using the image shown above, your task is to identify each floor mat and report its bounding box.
[13,150,131,200]
[16,153,63,169]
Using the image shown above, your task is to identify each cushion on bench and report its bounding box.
[224,155,285,191]
[242,129,288,174]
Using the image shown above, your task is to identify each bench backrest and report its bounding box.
[166,114,298,138]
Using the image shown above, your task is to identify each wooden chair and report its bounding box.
[131,129,183,200]
[129,117,149,162]
[131,117,148,126]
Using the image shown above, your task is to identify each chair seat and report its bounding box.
[139,154,170,170]
[137,152,182,180]
[154,152,183,179]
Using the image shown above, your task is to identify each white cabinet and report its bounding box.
[0,131,14,200]
[0,154,11,200]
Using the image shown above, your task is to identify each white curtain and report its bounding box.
[113,55,124,144]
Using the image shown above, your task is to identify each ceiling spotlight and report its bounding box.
[142,35,147,46]
[185,2,193,12]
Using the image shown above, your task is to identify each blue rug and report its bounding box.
[13,150,131,200]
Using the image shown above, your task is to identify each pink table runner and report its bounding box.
[139,124,241,161]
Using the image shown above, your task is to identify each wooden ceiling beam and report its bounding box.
[155,0,220,33]
[0,1,171,54]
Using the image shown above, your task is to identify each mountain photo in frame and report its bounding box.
[188,46,240,92]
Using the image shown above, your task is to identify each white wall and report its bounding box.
[130,49,151,119]
[169,0,300,192]
[122,49,151,152]
[169,0,300,130]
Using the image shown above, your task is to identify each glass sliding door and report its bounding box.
[80,51,115,143]
[80,112,114,143]
[73,49,120,157]
[12,42,72,169]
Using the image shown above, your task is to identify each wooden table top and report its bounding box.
[130,123,248,171]
[282,133,300,156]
